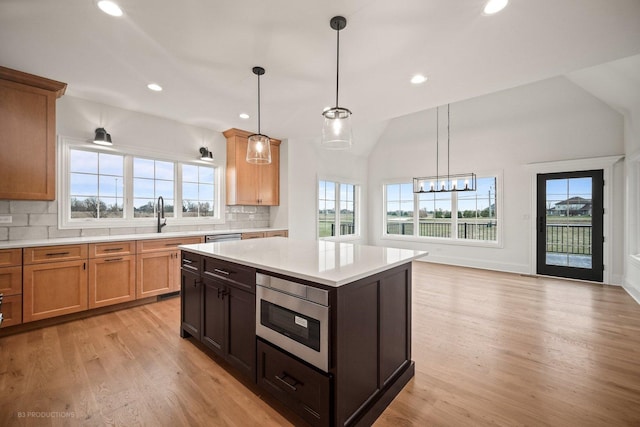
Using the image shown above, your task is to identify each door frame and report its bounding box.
[527,155,623,284]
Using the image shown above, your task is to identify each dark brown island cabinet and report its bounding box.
[180,248,416,427]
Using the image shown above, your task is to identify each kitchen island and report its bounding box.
[179,237,426,427]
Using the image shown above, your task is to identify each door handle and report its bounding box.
[275,372,301,391]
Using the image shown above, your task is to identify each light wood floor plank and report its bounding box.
[1,262,639,426]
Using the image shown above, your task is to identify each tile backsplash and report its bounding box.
[0,200,270,241]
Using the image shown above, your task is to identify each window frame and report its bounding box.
[58,136,224,229]
[317,177,361,241]
[381,173,503,248]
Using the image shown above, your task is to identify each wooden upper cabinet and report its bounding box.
[224,128,281,206]
[0,66,66,201]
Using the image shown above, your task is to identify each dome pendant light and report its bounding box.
[246,66,272,164]
[321,16,352,150]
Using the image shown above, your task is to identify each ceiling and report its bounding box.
[2,0,640,155]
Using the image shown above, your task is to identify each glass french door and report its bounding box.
[536,170,603,282]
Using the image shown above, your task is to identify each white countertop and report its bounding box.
[180,238,428,287]
[0,228,285,250]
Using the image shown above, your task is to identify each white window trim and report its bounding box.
[58,136,225,229]
[381,172,503,248]
[317,176,361,241]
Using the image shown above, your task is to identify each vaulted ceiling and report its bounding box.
[2,0,639,155]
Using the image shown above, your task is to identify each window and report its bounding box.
[384,176,499,243]
[182,164,215,217]
[133,157,174,218]
[60,138,223,228]
[70,149,124,219]
[318,180,359,239]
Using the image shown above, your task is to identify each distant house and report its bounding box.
[548,197,592,216]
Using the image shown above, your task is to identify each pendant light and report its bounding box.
[246,66,271,164]
[413,104,476,193]
[321,16,352,149]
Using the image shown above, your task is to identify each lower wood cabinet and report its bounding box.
[88,255,136,308]
[23,259,88,322]
[0,294,22,328]
[137,251,179,298]
[181,269,201,339]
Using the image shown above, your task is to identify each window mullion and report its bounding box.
[335,182,340,238]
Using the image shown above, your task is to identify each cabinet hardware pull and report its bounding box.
[45,251,70,256]
[275,373,300,391]
[166,242,183,246]
[183,259,193,264]
[83,262,86,270]
[105,258,123,262]
[213,268,230,276]
[103,247,124,252]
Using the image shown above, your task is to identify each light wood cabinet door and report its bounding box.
[0,294,22,328]
[0,67,66,201]
[89,255,136,308]
[224,128,281,206]
[89,241,135,258]
[0,248,21,267]
[241,232,265,240]
[136,251,179,299]
[23,259,88,322]
[0,266,22,296]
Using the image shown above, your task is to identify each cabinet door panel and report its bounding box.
[0,80,56,200]
[23,260,88,322]
[227,285,256,380]
[181,269,201,339]
[0,294,23,327]
[379,269,410,387]
[0,249,21,267]
[136,251,175,298]
[202,278,226,357]
[0,266,22,295]
[89,255,136,308]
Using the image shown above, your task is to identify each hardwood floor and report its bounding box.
[1,262,640,426]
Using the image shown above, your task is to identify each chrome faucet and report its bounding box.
[157,196,167,233]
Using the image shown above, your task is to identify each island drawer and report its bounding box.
[202,257,255,292]
[257,339,330,427]
[181,251,201,273]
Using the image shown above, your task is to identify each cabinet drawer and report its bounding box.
[181,251,201,273]
[0,249,21,267]
[0,294,22,328]
[257,339,330,427]
[89,241,135,258]
[136,236,203,253]
[24,244,88,264]
[265,230,288,238]
[202,257,255,293]
[0,266,22,295]
[241,232,265,240]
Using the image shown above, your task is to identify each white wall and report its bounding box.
[286,137,369,242]
[367,76,625,281]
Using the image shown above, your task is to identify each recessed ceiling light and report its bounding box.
[411,74,428,85]
[147,83,163,92]
[483,0,508,15]
[239,113,250,119]
[97,0,123,17]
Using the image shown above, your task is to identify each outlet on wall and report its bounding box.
[0,215,12,224]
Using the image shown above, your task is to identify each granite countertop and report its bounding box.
[180,237,428,287]
[0,228,286,250]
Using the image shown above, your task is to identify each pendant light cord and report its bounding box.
[436,107,439,184]
[335,28,340,107]
[257,73,261,134]
[447,104,450,185]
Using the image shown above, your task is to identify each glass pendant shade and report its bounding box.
[246,133,271,164]
[321,107,352,149]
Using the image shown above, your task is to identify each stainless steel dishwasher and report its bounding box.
[205,233,242,243]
